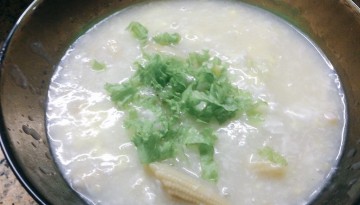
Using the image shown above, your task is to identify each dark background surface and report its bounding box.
[0,0,33,46]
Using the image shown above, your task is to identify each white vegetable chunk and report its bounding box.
[148,163,229,205]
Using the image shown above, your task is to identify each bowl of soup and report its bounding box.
[1,0,359,204]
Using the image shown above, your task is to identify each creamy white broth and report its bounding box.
[46,0,346,204]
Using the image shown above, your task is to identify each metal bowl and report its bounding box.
[1,0,360,204]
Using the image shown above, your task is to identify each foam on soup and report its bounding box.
[46,1,346,204]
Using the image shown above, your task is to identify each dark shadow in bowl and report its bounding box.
[0,0,359,204]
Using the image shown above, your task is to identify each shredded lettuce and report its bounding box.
[130,114,178,163]
[104,82,138,108]
[91,60,106,71]
[153,32,181,46]
[126,21,148,44]
[258,146,288,166]
[105,22,266,182]
[183,128,218,181]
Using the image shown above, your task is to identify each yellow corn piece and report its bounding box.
[250,162,287,178]
[148,163,229,205]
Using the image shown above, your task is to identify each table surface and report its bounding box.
[1,0,360,205]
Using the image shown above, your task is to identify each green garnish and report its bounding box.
[153,32,181,46]
[127,109,178,163]
[105,22,266,182]
[126,21,148,44]
[91,60,106,71]
[258,146,288,166]
[184,128,218,180]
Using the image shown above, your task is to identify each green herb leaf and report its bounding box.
[153,32,181,46]
[199,144,218,181]
[183,128,218,181]
[127,21,148,44]
[187,50,210,68]
[258,146,288,166]
[131,115,177,163]
[92,60,106,71]
[105,82,138,108]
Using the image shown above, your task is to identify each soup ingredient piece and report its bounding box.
[91,60,106,71]
[105,82,138,108]
[244,101,268,125]
[125,107,179,164]
[198,144,217,181]
[250,162,287,178]
[183,127,218,181]
[153,32,181,46]
[148,163,229,205]
[127,21,148,44]
[258,146,287,166]
[323,112,339,125]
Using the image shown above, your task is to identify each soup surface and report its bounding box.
[46,1,346,204]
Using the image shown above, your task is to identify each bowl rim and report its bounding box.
[1,0,360,205]
[0,0,49,204]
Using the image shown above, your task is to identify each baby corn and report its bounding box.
[148,163,229,205]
